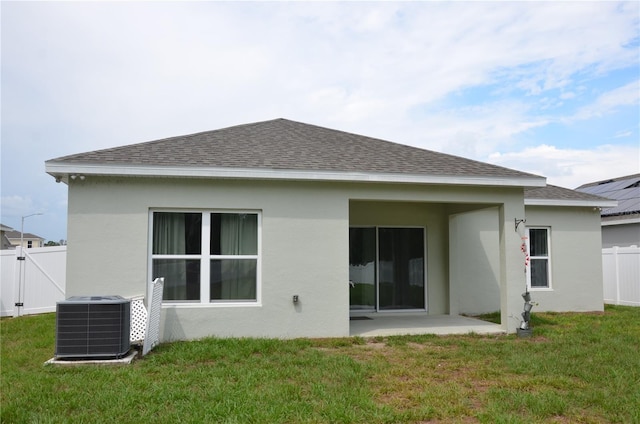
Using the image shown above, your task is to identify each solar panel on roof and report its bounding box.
[605,180,630,192]
[582,184,610,195]
[624,180,640,189]
[623,198,640,211]
[605,188,628,199]
[602,198,640,216]
[617,187,640,200]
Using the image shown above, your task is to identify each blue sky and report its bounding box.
[1,1,639,243]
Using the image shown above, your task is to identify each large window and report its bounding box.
[526,227,551,290]
[151,211,260,303]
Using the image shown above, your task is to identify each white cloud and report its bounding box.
[0,195,45,231]
[488,144,640,189]
[569,80,640,122]
[1,1,638,239]
[392,100,553,159]
[614,130,633,139]
[4,1,637,142]
[0,195,38,220]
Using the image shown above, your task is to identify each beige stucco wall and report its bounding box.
[447,204,606,317]
[524,205,604,312]
[66,177,529,338]
[449,207,501,316]
[67,177,350,340]
[602,222,640,248]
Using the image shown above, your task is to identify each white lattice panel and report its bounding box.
[130,296,147,343]
[142,277,164,356]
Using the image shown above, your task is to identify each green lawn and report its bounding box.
[2,306,639,423]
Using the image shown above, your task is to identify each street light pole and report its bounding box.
[16,212,43,316]
[20,212,43,249]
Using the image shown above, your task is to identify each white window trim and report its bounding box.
[148,209,262,307]
[525,226,552,291]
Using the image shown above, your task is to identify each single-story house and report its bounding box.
[576,174,640,248]
[45,119,615,340]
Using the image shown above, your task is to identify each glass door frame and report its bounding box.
[349,225,428,313]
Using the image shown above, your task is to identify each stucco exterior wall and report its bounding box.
[602,222,640,248]
[524,205,604,312]
[449,207,501,315]
[67,177,350,340]
[66,177,530,338]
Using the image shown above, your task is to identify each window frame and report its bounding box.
[525,226,552,291]
[349,225,428,313]
[148,209,262,307]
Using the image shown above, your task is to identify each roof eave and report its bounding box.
[524,198,618,208]
[45,162,547,188]
[601,216,640,226]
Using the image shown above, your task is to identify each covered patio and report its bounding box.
[349,313,504,337]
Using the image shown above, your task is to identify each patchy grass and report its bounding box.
[2,305,639,423]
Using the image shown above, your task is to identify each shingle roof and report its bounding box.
[524,184,614,203]
[47,118,540,181]
[3,230,44,240]
[576,174,640,216]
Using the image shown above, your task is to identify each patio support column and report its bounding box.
[498,197,527,333]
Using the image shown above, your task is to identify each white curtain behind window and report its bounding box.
[220,214,257,255]
[153,213,185,254]
[153,213,187,299]
[219,214,257,299]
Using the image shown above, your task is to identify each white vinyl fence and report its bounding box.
[1,245,637,316]
[0,246,67,317]
[602,246,640,307]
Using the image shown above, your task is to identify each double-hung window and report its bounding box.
[526,227,551,290]
[151,211,260,304]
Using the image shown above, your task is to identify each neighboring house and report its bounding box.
[0,224,45,249]
[576,175,640,248]
[45,118,615,340]
[0,224,14,250]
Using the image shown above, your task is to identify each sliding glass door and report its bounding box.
[349,228,377,310]
[349,227,425,311]
[378,228,425,310]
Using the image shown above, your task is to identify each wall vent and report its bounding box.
[55,296,131,359]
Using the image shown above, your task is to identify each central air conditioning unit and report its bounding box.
[55,296,131,359]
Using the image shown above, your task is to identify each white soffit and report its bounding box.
[45,162,547,188]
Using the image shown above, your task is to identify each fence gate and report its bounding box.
[0,246,67,317]
[602,246,640,307]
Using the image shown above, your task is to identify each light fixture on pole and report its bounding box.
[20,212,44,250]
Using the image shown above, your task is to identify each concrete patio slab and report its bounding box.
[349,313,504,337]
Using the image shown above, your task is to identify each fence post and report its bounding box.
[613,246,620,305]
[13,246,24,317]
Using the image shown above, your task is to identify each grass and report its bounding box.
[1,306,639,423]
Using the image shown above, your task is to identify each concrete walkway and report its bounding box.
[349,313,504,337]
